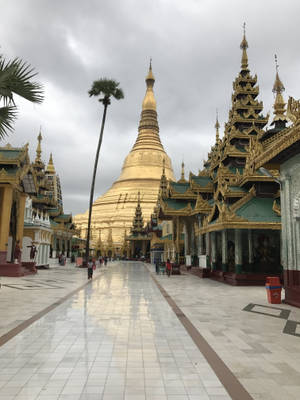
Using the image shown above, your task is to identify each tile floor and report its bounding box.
[0,262,230,400]
[0,262,103,338]
[147,264,300,400]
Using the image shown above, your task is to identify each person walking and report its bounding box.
[166,259,172,277]
[87,258,93,279]
[155,260,159,275]
[104,256,108,266]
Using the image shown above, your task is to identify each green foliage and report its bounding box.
[0,55,44,140]
[88,78,124,105]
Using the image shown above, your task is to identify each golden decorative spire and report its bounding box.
[180,161,185,181]
[35,129,42,162]
[240,22,249,70]
[215,110,220,143]
[132,61,164,151]
[143,59,156,110]
[272,54,286,123]
[46,153,56,174]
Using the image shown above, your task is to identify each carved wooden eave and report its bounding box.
[230,114,269,126]
[222,144,248,160]
[200,220,281,234]
[160,199,194,217]
[234,73,257,86]
[169,186,197,199]
[190,181,213,193]
[254,123,300,169]
[272,200,281,216]
[190,193,212,216]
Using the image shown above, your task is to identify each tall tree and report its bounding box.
[85,79,124,264]
[0,56,44,139]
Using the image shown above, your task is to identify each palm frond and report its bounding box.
[88,78,124,102]
[0,57,44,104]
[0,105,17,140]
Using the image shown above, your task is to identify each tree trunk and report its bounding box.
[85,102,108,264]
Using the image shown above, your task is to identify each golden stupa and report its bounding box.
[74,63,174,251]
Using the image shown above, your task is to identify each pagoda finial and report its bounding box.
[215,109,220,143]
[46,152,56,174]
[240,22,249,70]
[35,128,42,162]
[181,161,185,181]
[271,54,286,124]
[142,60,156,111]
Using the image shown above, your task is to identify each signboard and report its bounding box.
[199,255,207,268]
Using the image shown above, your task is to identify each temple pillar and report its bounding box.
[211,232,217,270]
[16,194,27,251]
[0,186,13,263]
[235,229,242,274]
[142,240,146,256]
[221,230,228,272]
[248,230,254,270]
[205,232,210,268]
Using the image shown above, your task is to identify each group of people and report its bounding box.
[155,258,173,277]
[87,256,108,279]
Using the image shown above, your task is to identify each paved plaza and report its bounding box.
[0,262,300,400]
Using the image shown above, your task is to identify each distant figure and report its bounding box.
[87,258,93,279]
[155,261,159,275]
[27,242,37,261]
[104,256,108,266]
[166,258,172,277]
[14,240,22,263]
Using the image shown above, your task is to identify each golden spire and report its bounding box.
[178,161,186,183]
[132,61,164,151]
[142,59,156,111]
[272,54,286,123]
[46,153,56,174]
[35,129,42,162]
[240,22,249,70]
[215,110,220,143]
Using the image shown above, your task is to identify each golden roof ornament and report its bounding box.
[178,161,187,183]
[215,110,220,143]
[35,128,42,162]
[46,153,56,174]
[142,59,156,111]
[240,22,249,71]
[271,54,286,123]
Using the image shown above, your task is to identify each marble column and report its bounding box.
[248,230,254,271]
[211,232,217,270]
[235,229,242,274]
[221,230,228,272]
[205,232,210,268]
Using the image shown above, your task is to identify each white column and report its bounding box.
[221,230,228,272]
[235,229,242,273]
[248,230,253,266]
[211,232,217,270]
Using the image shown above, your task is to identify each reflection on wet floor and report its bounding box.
[0,262,228,400]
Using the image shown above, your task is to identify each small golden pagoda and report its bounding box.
[74,63,175,252]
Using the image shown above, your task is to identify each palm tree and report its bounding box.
[85,78,124,264]
[0,56,44,139]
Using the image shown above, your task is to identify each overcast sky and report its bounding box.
[1,0,299,215]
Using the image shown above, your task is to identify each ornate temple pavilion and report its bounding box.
[155,29,283,285]
[73,64,174,256]
[0,133,76,276]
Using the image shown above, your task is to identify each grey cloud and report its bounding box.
[1,0,300,215]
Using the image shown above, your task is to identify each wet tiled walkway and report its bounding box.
[0,262,230,400]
